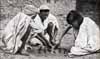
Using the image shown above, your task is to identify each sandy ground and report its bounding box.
[0,49,100,59]
[0,0,99,59]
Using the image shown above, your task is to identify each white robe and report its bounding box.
[70,17,100,55]
[1,12,32,54]
[29,14,59,45]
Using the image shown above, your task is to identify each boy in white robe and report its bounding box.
[29,5,59,52]
[65,10,100,57]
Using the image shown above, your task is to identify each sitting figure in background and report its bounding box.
[64,10,100,57]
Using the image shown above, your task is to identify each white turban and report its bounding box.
[22,5,38,15]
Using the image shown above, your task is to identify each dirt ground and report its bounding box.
[0,49,100,59]
[0,0,100,59]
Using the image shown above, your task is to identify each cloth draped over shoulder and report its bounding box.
[70,17,100,55]
[30,13,59,33]
[1,12,32,54]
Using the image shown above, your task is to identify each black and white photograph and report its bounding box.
[0,0,100,59]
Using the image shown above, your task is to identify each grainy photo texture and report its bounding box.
[0,0,100,59]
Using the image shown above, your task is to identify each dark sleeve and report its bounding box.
[61,26,72,39]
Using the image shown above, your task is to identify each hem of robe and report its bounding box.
[70,46,91,55]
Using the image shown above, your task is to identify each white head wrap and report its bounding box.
[22,5,38,15]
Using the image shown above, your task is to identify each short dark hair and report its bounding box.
[40,9,49,12]
[66,10,83,26]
